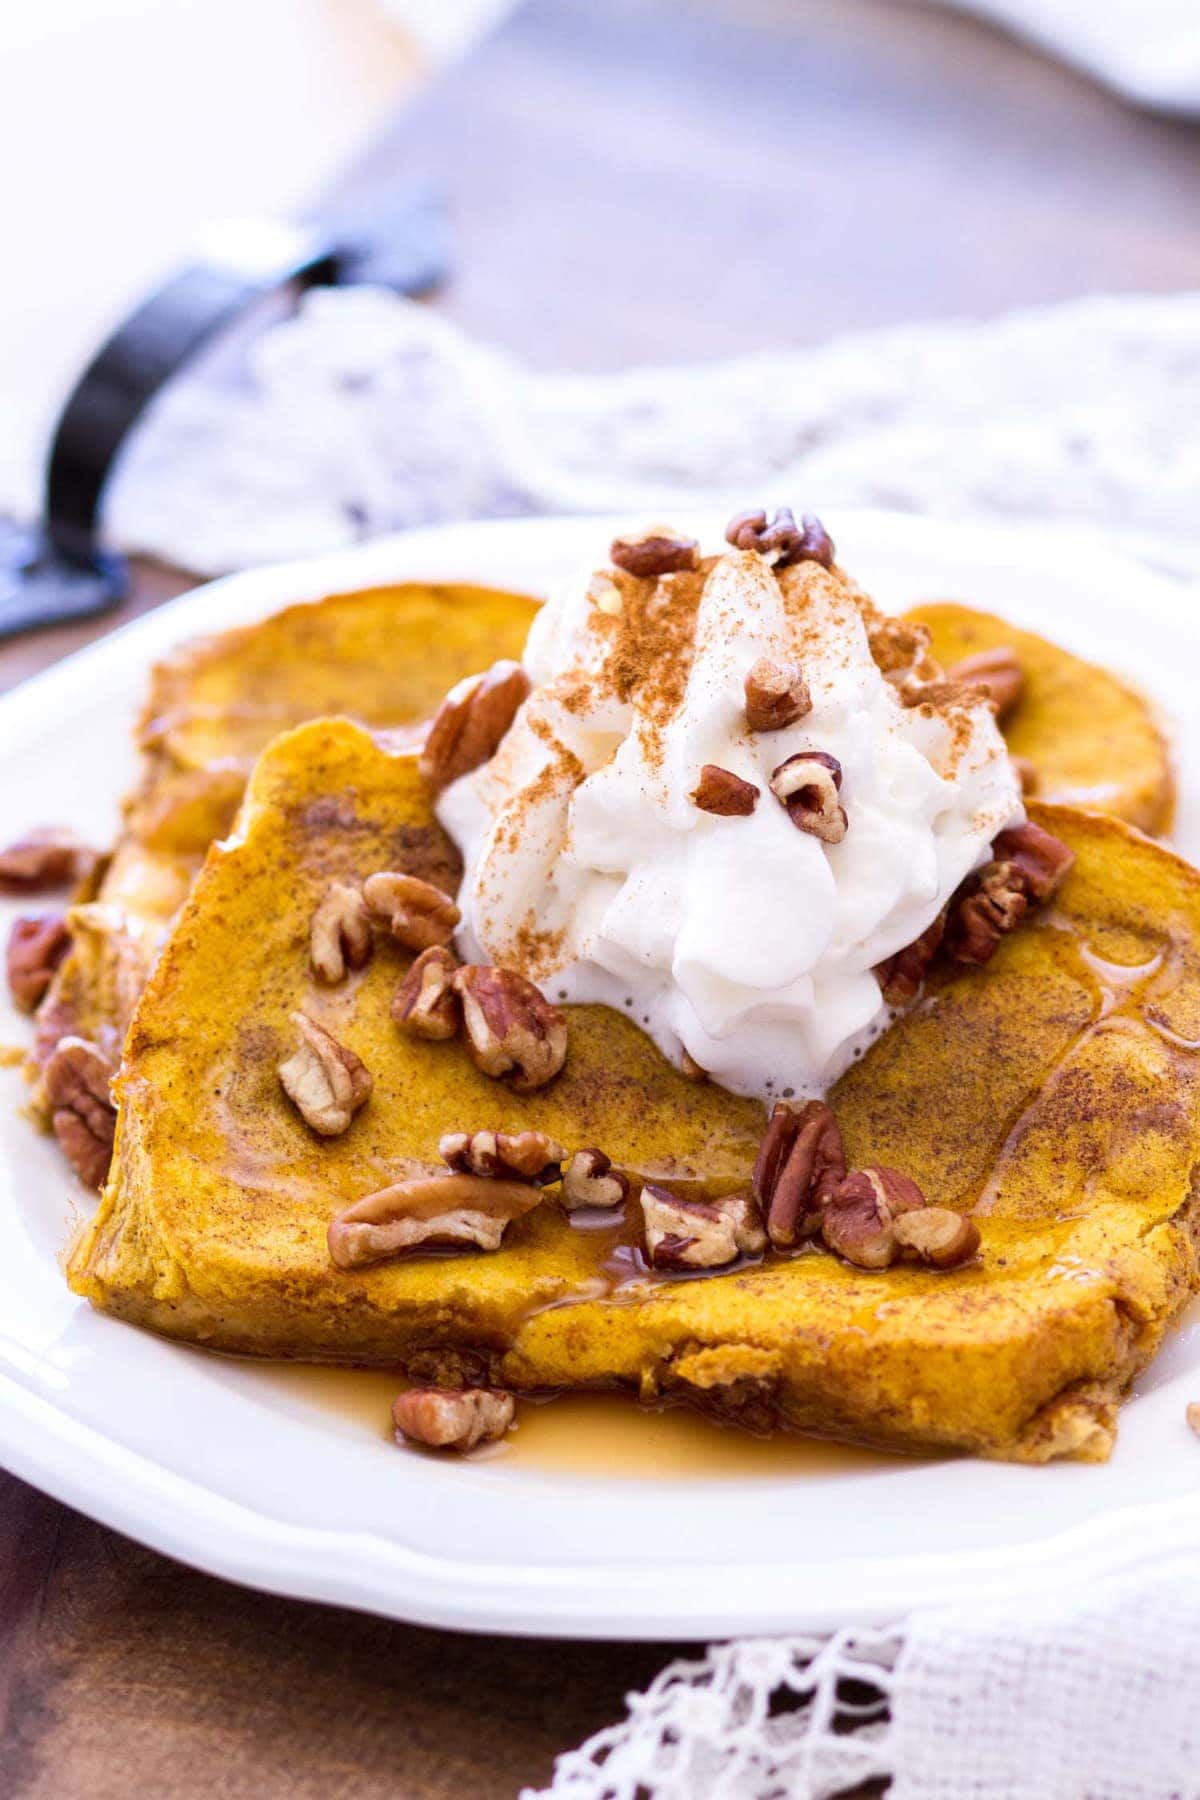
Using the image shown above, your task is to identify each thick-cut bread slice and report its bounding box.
[32,582,538,1088]
[68,721,1200,1461]
[127,581,538,854]
[907,600,1174,834]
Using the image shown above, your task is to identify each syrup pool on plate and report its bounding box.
[249,1361,901,1478]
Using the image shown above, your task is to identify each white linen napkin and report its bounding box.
[68,286,1200,1798]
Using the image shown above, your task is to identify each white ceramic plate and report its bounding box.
[2,510,1199,1641]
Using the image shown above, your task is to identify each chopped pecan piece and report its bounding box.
[724,508,835,569]
[753,1099,846,1248]
[0,828,95,895]
[439,1128,564,1185]
[328,1172,543,1267]
[820,1166,925,1270]
[691,764,758,817]
[560,1148,630,1211]
[609,525,699,579]
[874,908,948,1007]
[392,945,461,1040]
[278,1013,372,1136]
[744,656,811,732]
[947,646,1024,721]
[363,871,460,953]
[679,1049,708,1083]
[419,660,531,795]
[43,1035,116,1190]
[453,964,568,1092]
[392,1387,515,1452]
[6,912,70,1012]
[641,1185,766,1271]
[1187,1402,1200,1439]
[893,1205,980,1269]
[309,881,372,983]
[769,751,847,843]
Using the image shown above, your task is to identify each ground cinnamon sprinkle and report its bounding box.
[776,561,993,781]
[578,557,716,770]
[511,909,567,981]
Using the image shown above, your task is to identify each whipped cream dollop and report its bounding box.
[437,537,1023,1100]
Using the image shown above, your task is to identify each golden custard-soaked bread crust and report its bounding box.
[907,600,1174,834]
[127,581,538,855]
[31,582,538,1090]
[68,721,1200,1461]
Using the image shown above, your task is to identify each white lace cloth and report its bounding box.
[104,287,1200,581]
[94,286,1200,1797]
[531,1537,1200,1799]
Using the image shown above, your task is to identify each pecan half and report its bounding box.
[753,1099,846,1248]
[724,508,835,569]
[691,764,758,817]
[0,828,95,895]
[363,870,461,953]
[310,881,372,983]
[893,1205,980,1269]
[947,647,1024,721]
[946,820,1074,967]
[43,1036,116,1190]
[641,1185,766,1271]
[392,945,461,1040]
[560,1147,630,1211]
[328,1172,543,1267]
[392,1387,515,1452]
[278,1013,372,1136]
[6,912,70,1012]
[744,656,811,732]
[769,751,847,843]
[991,821,1075,902]
[609,525,699,579]
[453,964,568,1091]
[874,907,948,1007]
[948,863,1029,965]
[419,660,531,795]
[820,1166,925,1270]
[439,1128,564,1185]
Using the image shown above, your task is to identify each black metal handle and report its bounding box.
[1,189,448,640]
[46,222,339,564]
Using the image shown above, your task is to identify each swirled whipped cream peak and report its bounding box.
[437,521,1023,1100]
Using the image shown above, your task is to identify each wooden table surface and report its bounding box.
[4,2,1200,1794]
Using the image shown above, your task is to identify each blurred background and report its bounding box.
[5,0,1200,512]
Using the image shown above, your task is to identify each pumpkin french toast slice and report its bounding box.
[907,601,1174,834]
[32,582,538,1099]
[68,720,1200,1461]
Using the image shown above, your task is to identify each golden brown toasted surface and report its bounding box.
[68,722,1200,1462]
[31,582,538,1086]
[128,581,539,854]
[907,600,1174,834]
